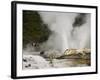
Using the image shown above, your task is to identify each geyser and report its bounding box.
[39,11,90,53]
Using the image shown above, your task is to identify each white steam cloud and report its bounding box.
[39,11,91,53]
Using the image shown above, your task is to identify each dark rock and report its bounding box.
[23,59,27,62]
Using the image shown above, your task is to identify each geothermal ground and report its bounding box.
[22,49,90,69]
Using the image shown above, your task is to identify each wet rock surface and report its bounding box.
[23,49,91,69]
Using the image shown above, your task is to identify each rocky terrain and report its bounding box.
[23,48,90,69]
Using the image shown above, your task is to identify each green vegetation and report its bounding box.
[23,10,51,47]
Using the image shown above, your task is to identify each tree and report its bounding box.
[23,10,51,48]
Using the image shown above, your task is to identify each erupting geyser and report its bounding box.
[39,11,90,53]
